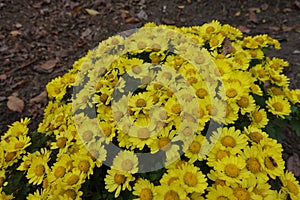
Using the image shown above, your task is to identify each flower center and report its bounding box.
[164,190,180,200]
[183,127,193,136]
[272,102,283,112]
[137,41,147,49]
[206,26,215,33]
[136,99,147,107]
[286,180,299,195]
[132,66,142,74]
[54,166,66,178]
[67,174,79,185]
[56,137,67,148]
[226,88,237,98]
[210,38,219,47]
[78,160,90,173]
[264,157,277,170]
[233,187,250,200]
[168,177,178,185]
[114,173,125,185]
[252,111,263,123]
[215,179,226,186]
[246,158,261,173]
[140,188,153,200]
[64,189,76,199]
[183,172,198,187]
[82,130,93,142]
[216,150,230,160]
[187,77,198,84]
[221,136,236,147]
[196,88,208,98]
[56,115,64,122]
[100,93,108,103]
[15,142,25,149]
[5,152,16,162]
[102,126,112,137]
[162,72,172,80]
[0,177,4,187]
[158,137,171,151]
[225,164,240,178]
[189,141,201,154]
[35,164,45,176]
[171,104,181,114]
[248,132,263,143]
[138,128,150,139]
[237,96,249,108]
[121,159,134,172]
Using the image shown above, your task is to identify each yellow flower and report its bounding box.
[48,154,73,183]
[207,143,231,167]
[128,92,154,116]
[133,178,156,200]
[285,88,300,104]
[183,134,206,163]
[248,107,269,128]
[242,126,269,144]
[213,156,250,185]
[210,127,248,155]
[154,182,188,200]
[178,163,208,194]
[46,77,66,100]
[85,140,107,168]
[104,169,135,198]
[209,34,225,50]
[72,150,95,178]
[237,95,256,115]
[206,185,237,200]
[112,150,139,174]
[250,64,269,82]
[26,153,50,185]
[266,95,291,118]
[224,81,246,103]
[279,171,300,200]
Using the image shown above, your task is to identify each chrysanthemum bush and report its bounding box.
[1,20,300,199]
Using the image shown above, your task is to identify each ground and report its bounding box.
[0,0,300,177]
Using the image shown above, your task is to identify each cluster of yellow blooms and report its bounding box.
[1,20,300,199]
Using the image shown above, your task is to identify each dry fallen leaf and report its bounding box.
[10,30,21,36]
[29,91,47,104]
[222,38,233,55]
[125,17,140,23]
[85,8,100,16]
[162,18,175,25]
[238,25,251,33]
[248,9,259,23]
[37,59,58,72]
[7,95,24,113]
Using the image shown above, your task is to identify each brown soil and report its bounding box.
[0,0,300,177]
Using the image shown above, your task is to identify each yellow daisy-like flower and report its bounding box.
[260,147,285,179]
[26,154,50,185]
[112,150,138,174]
[240,146,268,181]
[178,163,208,194]
[46,77,66,100]
[48,154,73,183]
[209,33,225,50]
[266,95,291,118]
[269,70,290,87]
[250,64,269,82]
[207,143,231,167]
[104,169,135,198]
[206,185,237,200]
[133,178,156,200]
[248,107,269,128]
[279,171,300,200]
[242,126,269,144]
[224,81,246,103]
[72,150,95,178]
[285,88,300,104]
[237,94,256,115]
[154,182,188,200]
[4,117,30,138]
[213,156,250,185]
[85,140,107,168]
[210,127,248,155]
[183,134,206,163]
[128,92,154,116]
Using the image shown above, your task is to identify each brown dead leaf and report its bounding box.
[7,96,24,113]
[162,18,175,25]
[71,6,82,17]
[0,74,7,80]
[248,9,259,23]
[37,59,58,72]
[85,8,100,16]
[222,38,233,55]
[287,153,300,177]
[283,8,293,13]
[238,25,251,33]
[235,11,241,16]
[177,5,185,9]
[120,10,129,20]
[10,30,21,36]
[29,91,47,104]
[281,24,295,32]
[12,80,27,89]
[125,17,140,23]
[269,26,280,32]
